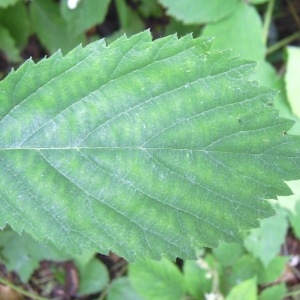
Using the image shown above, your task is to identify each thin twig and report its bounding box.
[283,288,300,298]
[263,0,275,46]
[98,262,128,300]
[266,31,300,55]
[287,0,300,29]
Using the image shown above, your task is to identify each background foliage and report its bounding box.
[0,0,300,299]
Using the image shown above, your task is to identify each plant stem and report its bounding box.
[98,285,109,300]
[287,0,300,29]
[98,263,128,300]
[0,277,48,300]
[284,288,300,298]
[266,32,300,55]
[263,0,275,46]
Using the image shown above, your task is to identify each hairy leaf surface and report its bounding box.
[0,31,300,261]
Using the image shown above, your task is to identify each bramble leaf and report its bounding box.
[0,31,300,261]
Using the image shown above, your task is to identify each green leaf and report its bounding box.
[257,256,288,284]
[278,180,300,213]
[227,255,261,289]
[0,31,300,261]
[213,243,245,267]
[251,0,270,4]
[164,19,201,38]
[0,0,20,8]
[244,205,288,267]
[129,258,185,300]
[117,0,144,33]
[77,257,109,295]
[105,0,144,44]
[0,1,30,49]
[226,277,257,300]
[0,24,20,62]
[285,46,300,118]
[138,0,163,18]
[107,277,144,300]
[252,61,277,88]
[258,283,286,300]
[60,0,111,35]
[159,0,239,24]
[0,228,108,292]
[0,229,73,282]
[251,60,299,136]
[30,0,85,54]
[183,260,212,299]
[202,2,265,61]
[288,201,300,238]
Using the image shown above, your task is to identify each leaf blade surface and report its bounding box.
[0,31,300,261]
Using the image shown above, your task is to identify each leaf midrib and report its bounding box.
[0,145,294,155]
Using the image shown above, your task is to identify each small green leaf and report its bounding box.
[251,0,270,4]
[0,31,300,261]
[257,256,288,284]
[278,180,300,213]
[183,260,212,299]
[0,0,20,8]
[244,205,288,267]
[138,0,163,18]
[105,0,144,44]
[107,277,144,300]
[285,46,300,118]
[60,0,111,35]
[202,2,265,61]
[0,24,21,62]
[252,61,277,88]
[213,243,245,267]
[116,0,144,33]
[159,0,239,24]
[77,257,109,295]
[288,201,300,238]
[258,283,286,300]
[164,19,201,38]
[0,229,72,282]
[129,258,185,300]
[30,0,85,54]
[227,255,261,289]
[226,277,257,300]
[0,1,30,49]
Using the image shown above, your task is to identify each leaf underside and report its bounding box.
[0,31,300,261]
